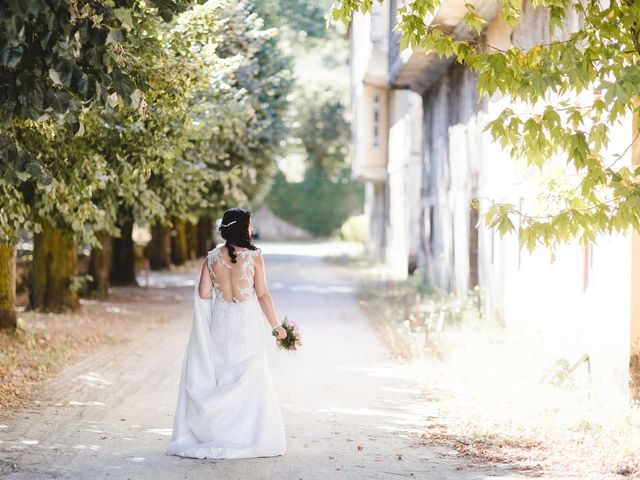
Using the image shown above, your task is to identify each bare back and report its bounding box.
[206,246,259,304]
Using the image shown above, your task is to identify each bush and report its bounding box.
[340,214,367,243]
[266,165,363,237]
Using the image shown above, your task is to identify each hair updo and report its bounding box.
[218,208,258,263]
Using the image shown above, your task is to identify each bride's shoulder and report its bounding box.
[234,246,260,255]
[206,246,221,261]
[251,248,264,263]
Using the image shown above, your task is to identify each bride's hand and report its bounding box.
[273,326,287,340]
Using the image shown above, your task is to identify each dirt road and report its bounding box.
[0,242,521,480]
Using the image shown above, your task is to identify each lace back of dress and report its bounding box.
[207,247,257,304]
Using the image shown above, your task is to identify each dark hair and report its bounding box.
[218,208,258,263]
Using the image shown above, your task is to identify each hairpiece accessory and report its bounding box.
[220,220,237,228]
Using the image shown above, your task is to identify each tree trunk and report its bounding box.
[148,224,171,270]
[171,217,188,266]
[32,221,79,312]
[89,232,112,296]
[186,220,198,261]
[0,243,17,329]
[110,219,137,286]
[196,216,213,257]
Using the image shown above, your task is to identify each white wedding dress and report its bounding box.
[166,246,286,459]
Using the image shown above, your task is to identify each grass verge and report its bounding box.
[0,325,77,411]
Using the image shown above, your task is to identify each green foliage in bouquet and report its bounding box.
[276,317,302,352]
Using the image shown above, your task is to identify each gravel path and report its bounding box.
[0,242,522,480]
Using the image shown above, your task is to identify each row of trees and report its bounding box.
[0,0,293,327]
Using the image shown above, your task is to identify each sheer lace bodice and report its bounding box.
[207,246,259,304]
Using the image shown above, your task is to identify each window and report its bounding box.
[372,93,381,149]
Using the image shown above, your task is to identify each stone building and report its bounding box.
[350,1,640,398]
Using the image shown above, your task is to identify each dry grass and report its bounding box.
[360,278,640,479]
[0,308,115,414]
[0,329,75,411]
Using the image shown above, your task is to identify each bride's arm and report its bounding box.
[197,260,213,299]
[254,254,286,338]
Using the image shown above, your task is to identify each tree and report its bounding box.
[1,0,293,316]
[0,0,190,321]
[268,164,363,236]
[23,0,255,290]
[0,0,190,237]
[295,91,351,177]
[141,0,293,268]
[15,118,111,308]
[81,0,293,283]
[212,1,294,206]
[253,0,332,40]
[267,90,363,236]
[330,0,640,250]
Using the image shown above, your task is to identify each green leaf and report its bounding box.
[0,43,23,68]
[113,8,134,31]
[45,88,70,115]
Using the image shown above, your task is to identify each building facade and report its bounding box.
[350,1,640,398]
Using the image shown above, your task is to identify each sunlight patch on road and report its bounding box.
[289,285,356,294]
[376,425,425,434]
[317,406,423,422]
[21,440,39,445]
[105,306,131,314]
[73,444,100,450]
[336,364,414,381]
[75,372,113,387]
[137,273,197,288]
[144,428,172,436]
[126,456,147,462]
[380,387,423,395]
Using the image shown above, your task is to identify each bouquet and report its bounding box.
[273,316,302,351]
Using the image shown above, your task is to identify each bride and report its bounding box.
[166,207,287,459]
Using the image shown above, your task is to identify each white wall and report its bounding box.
[475,95,633,396]
[385,90,423,278]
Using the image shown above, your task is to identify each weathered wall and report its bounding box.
[476,92,632,396]
[351,3,391,257]
[385,89,423,278]
[414,3,633,396]
[419,63,482,293]
[353,0,636,397]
